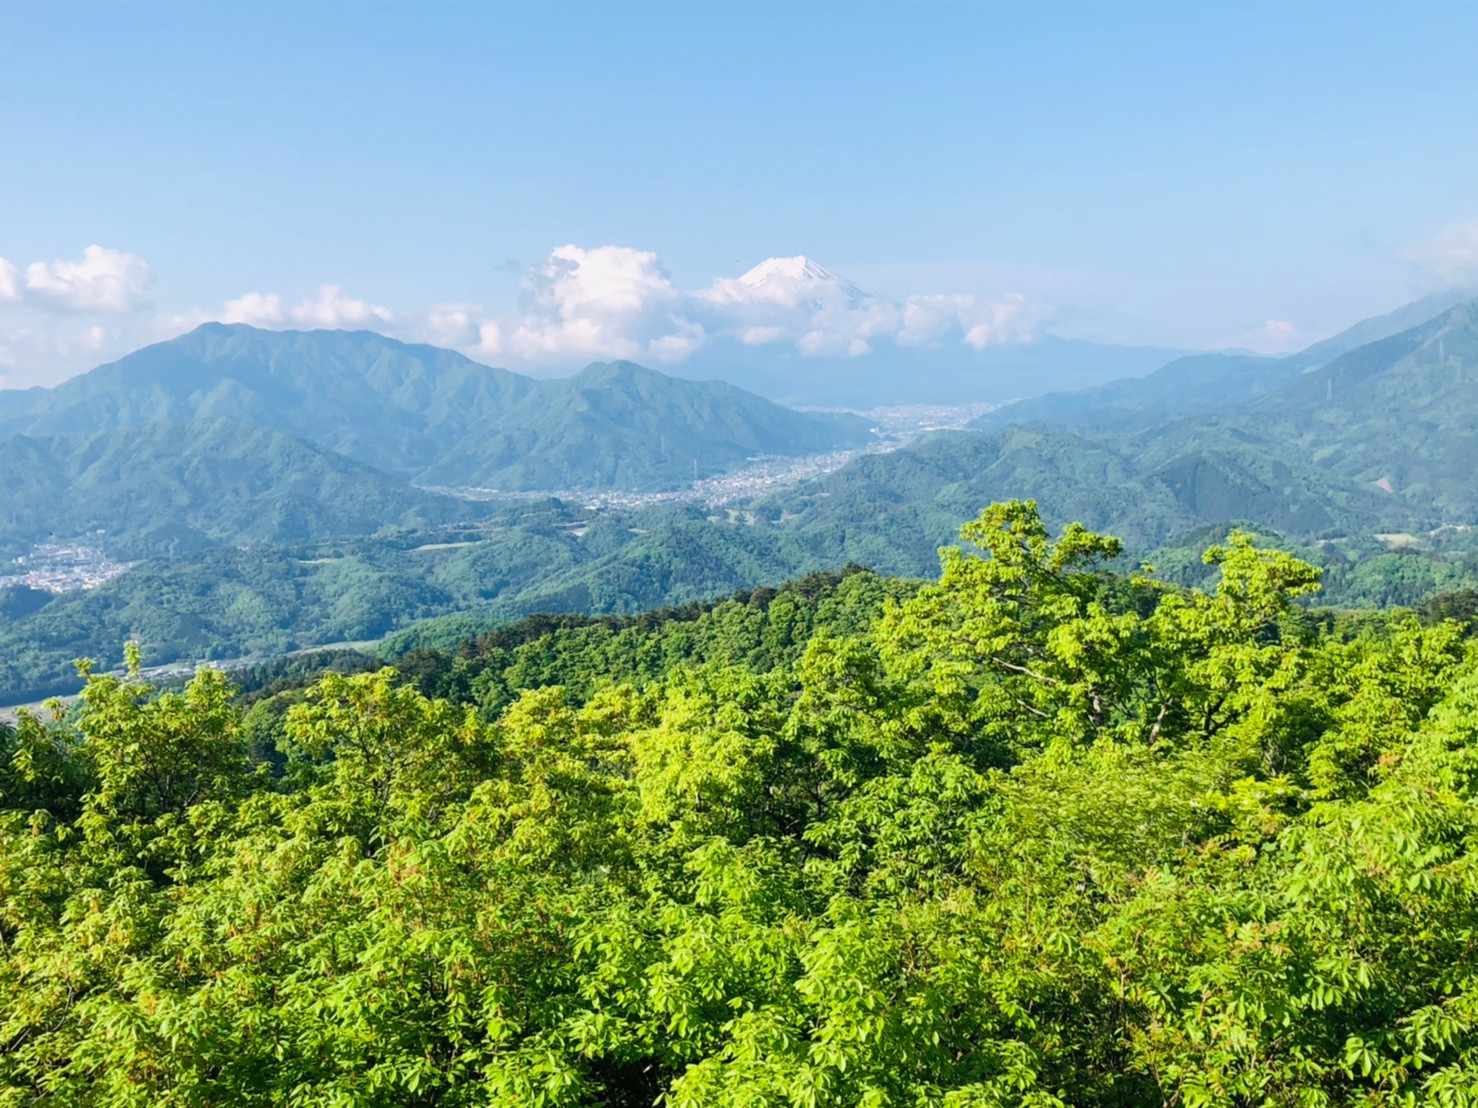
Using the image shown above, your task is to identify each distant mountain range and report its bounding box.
[757,425,1407,571]
[0,324,889,560]
[0,419,482,559]
[0,323,874,523]
[800,291,1478,561]
[2,289,1473,569]
[8,289,1478,703]
[971,288,1474,434]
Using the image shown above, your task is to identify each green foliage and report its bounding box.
[0,418,482,560]
[0,510,896,706]
[972,294,1478,527]
[970,289,1474,436]
[6,501,1478,1104]
[1,324,872,495]
[772,425,1409,573]
[15,300,1478,721]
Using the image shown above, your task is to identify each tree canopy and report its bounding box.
[3,501,1477,1105]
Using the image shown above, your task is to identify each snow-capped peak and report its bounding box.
[738,255,833,284]
[737,256,871,304]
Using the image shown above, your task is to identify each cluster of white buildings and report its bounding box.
[0,544,135,594]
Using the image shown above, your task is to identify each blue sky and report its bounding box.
[3,1,1478,384]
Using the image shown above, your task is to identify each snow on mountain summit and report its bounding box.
[734,256,873,306]
[739,256,837,285]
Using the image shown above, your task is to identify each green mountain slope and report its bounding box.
[970,351,1298,434]
[418,360,872,489]
[972,290,1472,435]
[11,298,1478,707]
[1140,436,1407,536]
[0,419,481,559]
[0,325,534,475]
[0,325,873,491]
[11,502,1478,1105]
[960,295,1478,531]
[1294,286,1475,365]
[765,426,1402,561]
[0,446,1449,706]
[1219,299,1478,518]
[0,505,826,703]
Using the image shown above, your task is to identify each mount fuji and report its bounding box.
[734,256,873,307]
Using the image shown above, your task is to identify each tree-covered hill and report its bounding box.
[765,425,1409,559]
[972,288,1473,435]
[0,505,836,704]
[898,295,1478,546]
[417,359,873,490]
[11,298,1478,707]
[0,324,535,474]
[0,324,874,491]
[1096,296,1478,525]
[2,453,1466,709]
[0,418,482,560]
[6,503,1478,1104]
[1223,297,1478,517]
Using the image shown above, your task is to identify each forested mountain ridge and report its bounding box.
[933,295,1478,535]
[0,502,848,704]
[1225,297,1478,515]
[0,324,534,473]
[1293,285,1476,363]
[11,297,1478,709]
[416,359,873,489]
[973,288,1475,434]
[6,502,1478,1103]
[765,425,1411,557]
[0,426,1439,709]
[0,324,873,491]
[0,418,482,560]
[1113,296,1478,521]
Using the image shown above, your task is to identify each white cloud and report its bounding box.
[739,325,784,346]
[508,244,695,362]
[0,320,117,386]
[476,246,1041,367]
[0,258,19,303]
[648,320,706,363]
[220,292,287,326]
[1262,319,1298,350]
[899,293,1035,349]
[698,256,902,358]
[899,295,976,346]
[472,322,503,358]
[423,302,482,348]
[1406,219,1478,281]
[203,285,392,330]
[796,329,865,357]
[287,284,393,329]
[404,303,504,359]
[24,244,155,313]
[0,241,1042,384]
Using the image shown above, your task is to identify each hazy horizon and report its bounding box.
[6,1,1478,386]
